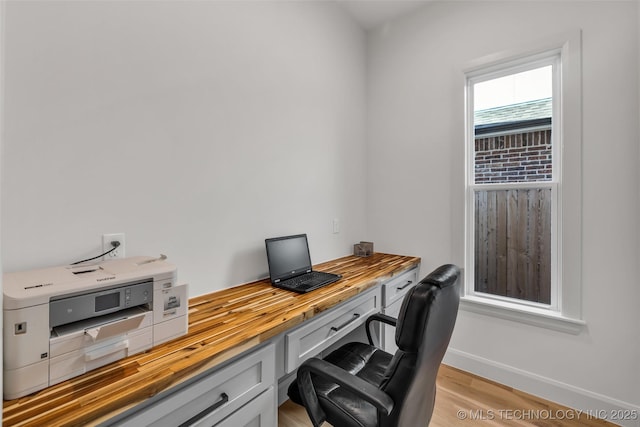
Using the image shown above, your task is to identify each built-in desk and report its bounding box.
[3,253,420,427]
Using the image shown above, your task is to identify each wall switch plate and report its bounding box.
[333,218,340,234]
[103,233,125,259]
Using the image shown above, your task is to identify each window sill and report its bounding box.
[460,295,586,334]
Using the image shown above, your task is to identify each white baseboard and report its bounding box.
[443,348,640,427]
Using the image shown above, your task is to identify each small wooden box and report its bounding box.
[353,241,374,257]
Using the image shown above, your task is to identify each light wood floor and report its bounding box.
[278,365,615,426]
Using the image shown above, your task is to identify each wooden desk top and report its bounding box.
[3,253,420,427]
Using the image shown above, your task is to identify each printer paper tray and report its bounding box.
[49,306,154,362]
[51,306,150,338]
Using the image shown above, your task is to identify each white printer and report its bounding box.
[3,256,188,400]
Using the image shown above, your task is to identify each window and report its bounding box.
[470,60,556,308]
[462,32,584,333]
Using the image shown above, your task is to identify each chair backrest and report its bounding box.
[379,264,460,427]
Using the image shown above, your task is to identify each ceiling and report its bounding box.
[337,0,431,29]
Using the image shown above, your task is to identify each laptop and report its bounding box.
[265,234,342,293]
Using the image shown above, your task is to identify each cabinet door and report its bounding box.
[285,287,380,374]
[381,297,404,353]
[212,386,276,427]
[110,344,275,427]
[381,267,418,353]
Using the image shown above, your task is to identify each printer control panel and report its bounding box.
[50,280,153,328]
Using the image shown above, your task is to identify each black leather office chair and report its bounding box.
[288,264,460,427]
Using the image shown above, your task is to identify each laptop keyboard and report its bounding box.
[282,271,335,291]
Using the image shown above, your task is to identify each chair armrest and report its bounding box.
[297,357,394,427]
[365,313,397,346]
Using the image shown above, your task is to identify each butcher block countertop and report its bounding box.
[3,253,420,427]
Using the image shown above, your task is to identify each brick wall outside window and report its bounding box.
[474,128,552,183]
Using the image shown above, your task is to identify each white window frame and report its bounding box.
[462,31,584,334]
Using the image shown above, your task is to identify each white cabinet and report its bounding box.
[108,344,276,427]
[284,286,381,374]
[380,268,418,353]
[277,286,381,404]
[100,265,418,427]
[215,386,275,427]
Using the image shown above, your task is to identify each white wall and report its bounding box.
[367,0,640,418]
[0,0,5,416]
[1,1,367,296]
[3,0,640,420]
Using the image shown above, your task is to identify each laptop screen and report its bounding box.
[265,234,312,283]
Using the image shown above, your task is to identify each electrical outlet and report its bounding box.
[103,233,125,260]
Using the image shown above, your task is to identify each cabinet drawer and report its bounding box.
[381,296,404,353]
[285,287,380,374]
[113,343,275,427]
[382,268,418,307]
[213,386,276,427]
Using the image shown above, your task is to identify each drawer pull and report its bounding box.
[179,392,229,427]
[330,313,360,333]
[397,280,413,291]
